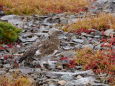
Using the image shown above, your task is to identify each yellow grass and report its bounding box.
[0,72,34,86]
[63,13,115,32]
[0,0,89,15]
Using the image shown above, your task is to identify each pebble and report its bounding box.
[58,80,67,85]
[76,75,83,79]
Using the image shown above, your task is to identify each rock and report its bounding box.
[60,17,68,24]
[62,46,74,50]
[19,68,34,74]
[0,70,6,74]
[58,35,68,40]
[92,83,109,86]
[19,35,38,42]
[95,44,102,50]
[58,80,67,85]
[65,77,95,85]
[94,35,101,38]
[104,29,114,36]
[61,74,74,81]
[72,39,84,43]
[0,15,23,28]
[75,44,82,49]
[0,11,5,16]
[58,50,76,58]
[56,63,63,69]
[82,44,94,49]
[48,70,94,76]
[76,75,83,79]
[49,84,57,86]
[4,64,11,68]
[96,0,108,4]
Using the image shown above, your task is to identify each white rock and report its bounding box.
[72,39,84,43]
[66,77,95,85]
[104,29,114,36]
[76,75,83,79]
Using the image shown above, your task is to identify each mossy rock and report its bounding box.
[0,21,22,42]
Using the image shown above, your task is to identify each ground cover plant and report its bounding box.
[74,35,115,85]
[0,0,89,15]
[63,13,115,32]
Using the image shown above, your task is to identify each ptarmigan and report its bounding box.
[19,30,62,67]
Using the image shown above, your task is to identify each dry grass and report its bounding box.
[63,13,115,32]
[0,71,34,86]
[0,0,89,15]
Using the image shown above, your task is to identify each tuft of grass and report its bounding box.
[0,0,89,15]
[63,13,115,32]
[0,74,34,86]
[0,21,22,42]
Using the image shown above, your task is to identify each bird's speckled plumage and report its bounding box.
[19,30,62,63]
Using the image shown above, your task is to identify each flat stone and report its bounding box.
[0,70,6,74]
[4,64,11,68]
[65,77,95,85]
[72,39,84,43]
[104,29,114,36]
[61,74,74,81]
[58,80,67,85]
[82,44,94,49]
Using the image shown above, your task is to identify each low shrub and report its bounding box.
[0,21,22,42]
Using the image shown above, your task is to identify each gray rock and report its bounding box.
[82,44,94,49]
[104,29,114,36]
[4,64,11,68]
[19,35,38,42]
[60,17,68,24]
[72,39,84,43]
[94,35,101,38]
[58,51,76,58]
[61,74,74,81]
[0,15,24,28]
[49,84,57,86]
[0,70,6,74]
[65,77,95,85]
[62,46,74,50]
[0,11,5,16]
[92,83,109,86]
[95,44,102,50]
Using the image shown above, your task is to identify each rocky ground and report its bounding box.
[0,0,115,86]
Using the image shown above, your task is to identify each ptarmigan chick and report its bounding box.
[19,30,62,67]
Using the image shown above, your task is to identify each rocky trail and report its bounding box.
[0,0,115,86]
